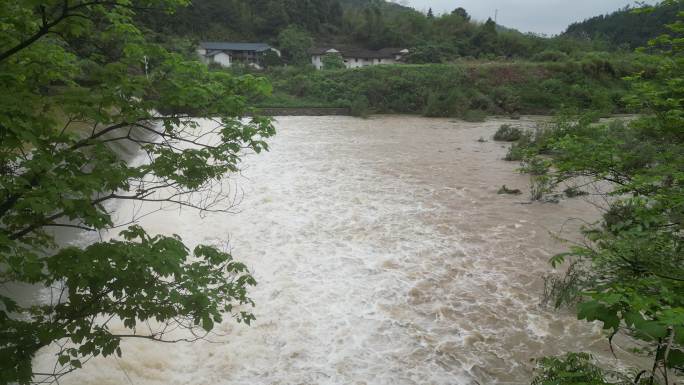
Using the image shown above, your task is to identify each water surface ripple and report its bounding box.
[36,116,624,385]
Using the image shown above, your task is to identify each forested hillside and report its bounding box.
[141,0,344,41]
[140,0,415,43]
[141,0,661,118]
[139,0,684,63]
[564,1,684,48]
[139,0,608,61]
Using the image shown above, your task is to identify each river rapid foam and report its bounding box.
[34,116,633,385]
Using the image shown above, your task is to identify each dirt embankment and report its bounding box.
[256,107,351,116]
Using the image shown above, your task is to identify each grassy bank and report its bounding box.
[244,56,648,119]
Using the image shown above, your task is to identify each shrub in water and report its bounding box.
[493,124,523,141]
[504,142,526,161]
[564,187,589,198]
[504,131,533,161]
[530,174,554,201]
[497,185,522,195]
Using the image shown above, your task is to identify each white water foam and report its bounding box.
[34,116,637,385]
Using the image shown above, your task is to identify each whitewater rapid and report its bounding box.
[34,116,633,384]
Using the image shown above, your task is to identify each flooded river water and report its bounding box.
[35,116,630,384]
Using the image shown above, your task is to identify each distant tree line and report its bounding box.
[138,0,683,64]
[564,1,684,49]
[140,0,344,41]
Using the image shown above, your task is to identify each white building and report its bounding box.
[197,42,281,69]
[310,47,409,70]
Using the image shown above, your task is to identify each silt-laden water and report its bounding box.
[35,116,634,385]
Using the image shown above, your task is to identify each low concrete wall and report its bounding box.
[257,107,351,116]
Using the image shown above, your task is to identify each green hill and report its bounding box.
[563,1,683,49]
[339,0,417,14]
[141,0,346,41]
[140,0,420,42]
[139,0,635,62]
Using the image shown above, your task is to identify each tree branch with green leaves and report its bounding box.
[0,1,275,384]
[527,3,684,384]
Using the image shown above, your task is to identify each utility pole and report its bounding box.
[494,9,498,24]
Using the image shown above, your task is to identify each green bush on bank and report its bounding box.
[532,50,569,62]
[494,124,523,141]
[350,95,370,118]
[250,60,637,117]
[462,110,488,122]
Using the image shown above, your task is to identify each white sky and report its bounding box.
[394,0,658,35]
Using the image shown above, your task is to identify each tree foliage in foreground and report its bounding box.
[0,1,275,384]
[532,353,631,385]
[527,3,684,384]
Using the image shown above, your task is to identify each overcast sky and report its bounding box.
[394,0,656,35]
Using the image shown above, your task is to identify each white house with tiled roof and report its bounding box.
[197,42,281,69]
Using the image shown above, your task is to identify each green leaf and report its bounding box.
[201,316,214,332]
[633,321,668,340]
[577,301,620,331]
[58,355,70,366]
[549,253,570,268]
[667,349,684,368]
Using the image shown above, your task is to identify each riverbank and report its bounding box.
[257,107,351,116]
[243,59,647,119]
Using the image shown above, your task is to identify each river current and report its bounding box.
[34,116,633,384]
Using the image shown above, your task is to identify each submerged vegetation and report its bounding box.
[497,185,523,195]
[494,124,524,142]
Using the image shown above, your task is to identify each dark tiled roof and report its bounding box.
[200,42,273,52]
[309,47,341,55]
[205,51,228,57]
[377,48,408,55]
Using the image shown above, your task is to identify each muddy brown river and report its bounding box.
[34,116,638,384]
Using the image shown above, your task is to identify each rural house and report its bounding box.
[197,42,281,68]
[310,47,409,69]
